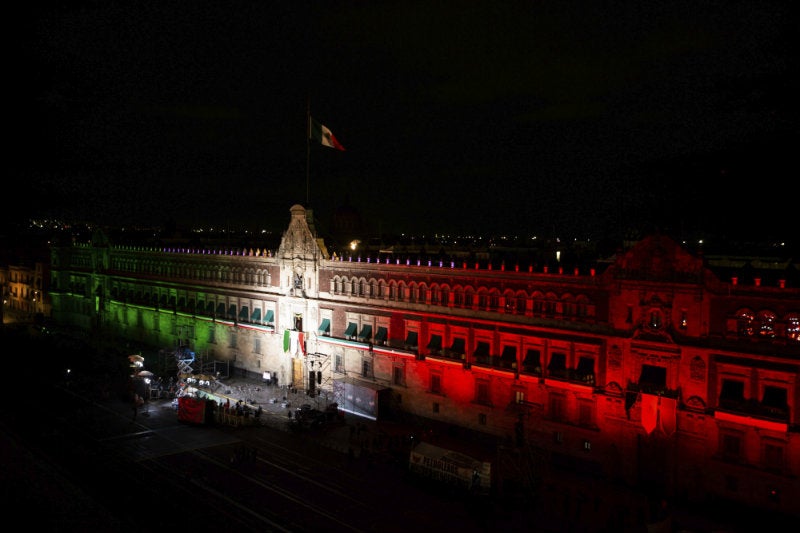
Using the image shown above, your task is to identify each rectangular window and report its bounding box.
[515,390,525,404]
[448,337,466,359]
[719,379,744,403]
[549,393,565,421]
[334,354,344,374]
[358,324,373,342]
[361,359,372,378]
[374,326,388,345]
[432,402,439,414]
[721,433,742,461]
[583,440,591,452]
[473,341,491,358]
[473,341,491,366]
[404,330,419,350]
[579,399,594,427]
[393,365,405,386]
[430,373,442,394]
[523,349,542,375]
[229,332,237,349]
[762,386,788,410]
[501,345,517,369]
[576,356,595,385]
[639,364,667,387]
[763,442,784,470]
[478,413,487,426]
[475,380,490,405]
[427,334,443,354]
[254,337,261,354]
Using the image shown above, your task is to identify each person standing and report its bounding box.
[132,393,140,420]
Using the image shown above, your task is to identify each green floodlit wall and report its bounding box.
[106,303,218,356]
[101,299,281,374]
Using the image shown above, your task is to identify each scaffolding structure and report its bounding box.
[175,345,195,376]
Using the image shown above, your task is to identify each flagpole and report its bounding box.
[306,99,311,206]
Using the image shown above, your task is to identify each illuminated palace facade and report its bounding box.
[49,204,799,514]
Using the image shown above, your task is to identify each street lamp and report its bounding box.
[142,377,151,415]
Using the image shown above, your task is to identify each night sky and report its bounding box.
[13,1,797,245]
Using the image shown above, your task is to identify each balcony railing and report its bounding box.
[717,398,789,421]
[545,368,596,387]
[426,350,465,363]
[626,381,679,399]
[520,365,543,377]
[471,355,516,372]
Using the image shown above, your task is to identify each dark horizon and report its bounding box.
[12,2,797,244]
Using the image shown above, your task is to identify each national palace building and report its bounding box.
[46,204,800,515]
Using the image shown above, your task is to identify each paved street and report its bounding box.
[1,316,775,532]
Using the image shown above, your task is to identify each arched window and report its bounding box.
[478,289,489,310]
[503,290,516,313]
[409,282,418,303]
[516,291,528,315]
[430,284,440,305]
[440,285,450,307]
[757,310,777,338]
[453,287,464,307]
[418,283,428,304]
[737,309,755,337]
[576,295,590,317]
[786,313,800,342]
[649,309,663,329]
[489,289,501,311]
[464,288,475,308]
[562,293,576,317]
[544,292,558,317]
[398,282,408,301]
[532,291,544,315]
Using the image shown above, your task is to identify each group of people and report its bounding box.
[219,398,263,427]
[134,371,280,427]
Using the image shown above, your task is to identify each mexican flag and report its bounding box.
[309,118,345,151]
